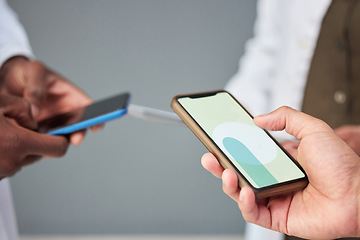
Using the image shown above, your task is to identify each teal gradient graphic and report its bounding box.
[223,137,278,188]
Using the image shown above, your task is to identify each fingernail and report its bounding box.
[71,134,83,146]
[239,190,243,202]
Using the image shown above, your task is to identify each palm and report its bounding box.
[263,132,360,239]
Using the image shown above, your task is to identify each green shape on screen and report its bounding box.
[223,137,278,188]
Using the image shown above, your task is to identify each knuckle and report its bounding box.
[29,61,46,72]
[314,118,331,131]
[278,106,292,112]
[279,106,290,110]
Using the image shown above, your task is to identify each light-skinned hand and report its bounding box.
[335,125,360,156]
[282,125,360,158]
[201,106,360,240]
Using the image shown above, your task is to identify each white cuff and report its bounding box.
[0,43,35,68]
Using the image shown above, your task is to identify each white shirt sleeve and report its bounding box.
[0,0,34,68]
[0,179,19,240]
[225,0,331,142]
[0,1,34,240]
[225,0,282,117]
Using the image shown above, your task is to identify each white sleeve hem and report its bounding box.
[0,43,35,68]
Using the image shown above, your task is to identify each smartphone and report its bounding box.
[171,90,308,198]
[38,92,131,135]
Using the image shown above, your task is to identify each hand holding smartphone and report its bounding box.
[171,90,308,198]
[38,92,130,135]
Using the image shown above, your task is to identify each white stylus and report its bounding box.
[127,104,185,127]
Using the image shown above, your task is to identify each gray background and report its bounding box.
[9,0,257,235]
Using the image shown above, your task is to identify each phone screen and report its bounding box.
[177,91,305,189]
[38,92,130,135]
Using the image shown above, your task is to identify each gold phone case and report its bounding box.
[171,90,308,199]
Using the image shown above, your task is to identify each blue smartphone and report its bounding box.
[38,92,131,135]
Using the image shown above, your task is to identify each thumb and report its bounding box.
[253,106,333,140]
